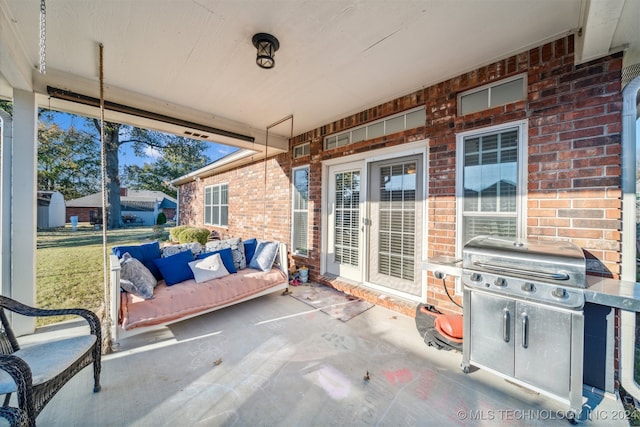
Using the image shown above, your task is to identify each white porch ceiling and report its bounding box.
[1,0,638,149]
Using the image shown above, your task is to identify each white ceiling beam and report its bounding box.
[31,68,289,153]
[575,0,626,64]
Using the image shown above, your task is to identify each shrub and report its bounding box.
[176,227,211,245]
[169,225,190,242]
[156,212,167,225]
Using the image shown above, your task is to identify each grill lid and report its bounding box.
[462,236,586,288]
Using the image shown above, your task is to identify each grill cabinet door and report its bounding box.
[469,291,515,377]
[514,302,571,397]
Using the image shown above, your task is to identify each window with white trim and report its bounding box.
[293,143,310,159]
[458,75,526,116]
[324,107,425,150]
[457,122,527,245]
[204,183,228,227]
[292,167,309,256]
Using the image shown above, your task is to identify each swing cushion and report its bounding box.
[249,240,279,272]
[205,238,246,271]
[153,250,195,286]
[197,248,237,274]
[243,238,258,265]
[119,253,157,299]
[188,253,230,283]
[112,242,162,279]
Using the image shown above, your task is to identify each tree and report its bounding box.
[91,119,123,229]
[3,101,213,229]
[0,100,12,117]
[38,120,101,199]
[123,134,210,198]
[92,122,211,228]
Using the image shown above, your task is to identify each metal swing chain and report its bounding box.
[39,0,46,74]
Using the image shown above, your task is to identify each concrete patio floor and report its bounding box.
[23,285,627,426]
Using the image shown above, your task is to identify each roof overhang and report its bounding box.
[1,0,638,168]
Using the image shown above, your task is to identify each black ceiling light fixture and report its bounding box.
[252,33,280,69]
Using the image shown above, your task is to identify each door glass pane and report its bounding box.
[377,161,416,281]
[334,171,360,267]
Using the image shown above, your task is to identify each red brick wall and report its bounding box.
[178,153,291,244]
[178,35,623,315]
[65,207,95,223]
[421,36,623,311]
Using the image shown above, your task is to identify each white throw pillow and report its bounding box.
[188,253,230,283]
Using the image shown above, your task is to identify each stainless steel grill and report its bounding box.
[460,236,585,420]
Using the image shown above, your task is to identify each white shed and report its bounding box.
[37,191,66,229]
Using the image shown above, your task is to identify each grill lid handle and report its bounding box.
[472,261,570,281]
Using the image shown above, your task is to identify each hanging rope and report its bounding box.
[38,0,46,74]
[264,115,294,239]
[98,43,112,350]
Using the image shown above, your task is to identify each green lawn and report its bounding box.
[36,223,169,326]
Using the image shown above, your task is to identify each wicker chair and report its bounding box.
[0,296,101,427]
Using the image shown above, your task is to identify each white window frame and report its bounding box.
[324,107,425,150]
[293,142,310,159]
[455,120,528,258]
[457,74,527,116]
[292,166,310,257]
[204,183,228,227]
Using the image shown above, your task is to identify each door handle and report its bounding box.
[521,313,529,349]
[502,308,510,343]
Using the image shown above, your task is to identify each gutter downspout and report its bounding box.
[620,73,640,401]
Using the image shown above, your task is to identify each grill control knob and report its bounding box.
[522,282,535,292]
[494,277,507,287]
[552,287,567,299]
[470,273,482,282]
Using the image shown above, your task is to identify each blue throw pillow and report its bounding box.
[152,250,195,286]
[113,241,162,279]
[249,241,279,272]
[197,247,237,274]
[243,238,257,265]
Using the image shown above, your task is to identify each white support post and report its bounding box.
[10,90,38,336]
[0,110,12,300]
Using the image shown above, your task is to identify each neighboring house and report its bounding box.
[66,189,176,226]
[36,191,66,229]
[174,34,622,311]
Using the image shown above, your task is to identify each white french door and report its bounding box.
[326,162,364,281]
[368,155,423,297]
[324,149,424,300]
